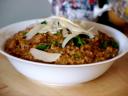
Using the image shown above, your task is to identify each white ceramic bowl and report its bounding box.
[0,18,128,86]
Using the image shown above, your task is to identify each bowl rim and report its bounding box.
[0,17,128,68]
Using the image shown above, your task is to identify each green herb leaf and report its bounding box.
[54,31,61,35]
[73,35,85,47]
[41,20,47,24]
[51,40,62,47]
[111,40,119,48]
[100,40,108,49]
[22,31,28,35]
[36,44,50,50]
[51,41,58,46]
[73,52,81,58]
[100,40,119,49]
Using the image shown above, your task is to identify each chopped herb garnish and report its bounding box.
[36,44,50,50]
[22,31,28,35]
[41,20,47,24]
[111,40,119,48]
[55,31,61,35]
[51,40,62,47]
[100,40,109,49]
[51,41,59,46]
[73,35,85,47]
[73,52,81,58]
[100,39,119,49]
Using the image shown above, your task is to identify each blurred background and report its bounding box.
[0,0,50,28]
[0,0,127,35]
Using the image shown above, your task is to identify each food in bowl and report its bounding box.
[0,16,128,86]
[4,16,119,65]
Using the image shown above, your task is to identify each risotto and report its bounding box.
[4,17,119,65]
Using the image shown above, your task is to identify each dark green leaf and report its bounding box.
[36,44,50,50]
[41,20,47,24]
[100,39,119,49]
[73,35,85,47]
[111,41,119,48]
[100,40,108,49]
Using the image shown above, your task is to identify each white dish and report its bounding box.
[0,17,128,86]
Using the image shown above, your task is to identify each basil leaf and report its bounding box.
[100,40,119,49]
[73,35,85,47]
[41,21,47,24]
[111,40,119,48]
[100,40,108,49]
[36,44,50,50]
